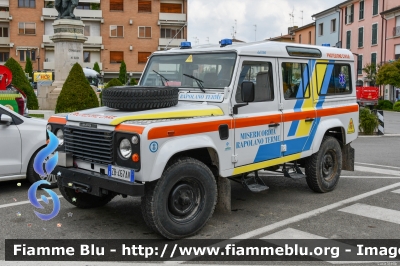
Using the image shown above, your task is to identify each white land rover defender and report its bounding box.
[49,40,358,239]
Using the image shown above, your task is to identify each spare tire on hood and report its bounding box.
[102,86,179,111]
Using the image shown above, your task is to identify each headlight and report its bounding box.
[46,124,52,131]
[56,129,64,146]
[131,136,139,144]
[119,138,132,159]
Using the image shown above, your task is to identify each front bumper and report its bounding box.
[55,166,145,197]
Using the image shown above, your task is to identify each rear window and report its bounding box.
[316,63,352,95]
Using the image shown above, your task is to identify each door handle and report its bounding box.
[268,123,280,127]
[305,118,315,122]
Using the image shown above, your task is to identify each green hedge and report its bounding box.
[55,63,99,113]
[393,101,400,112]
[4,57,38,110]
[376,99,393,110]
[359,108,379,135]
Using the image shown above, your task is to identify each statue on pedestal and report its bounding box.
[55,0,80,19]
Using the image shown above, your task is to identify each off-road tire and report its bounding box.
[305,136,342,193]
[27,149,57,188]
[141,157,217,239]
[102,86,179,111]
[57,176,115,208]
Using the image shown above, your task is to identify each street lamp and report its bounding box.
[36,56,40,72]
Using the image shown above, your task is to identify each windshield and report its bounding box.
[140,52,237,89]
[87,77,99,86]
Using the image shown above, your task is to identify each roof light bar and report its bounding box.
[180,42,192,49]
[219,39,232,47]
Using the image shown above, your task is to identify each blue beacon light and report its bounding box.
[220,39,233,47]
[180,42,192,49]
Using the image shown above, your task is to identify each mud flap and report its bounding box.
[342,143,354,171]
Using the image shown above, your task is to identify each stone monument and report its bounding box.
[38,0,87,110]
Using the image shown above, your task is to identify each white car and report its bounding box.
[0,104,57,187]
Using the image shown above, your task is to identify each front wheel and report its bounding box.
[305,136,342,193]
[27,149,57,188]
[141,157,217,239]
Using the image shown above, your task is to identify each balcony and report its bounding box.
[42,8,102,20]
[158,13,186,26]
[393,26,400,37]
[0,11,9,20]
[43,62,102,70]
[0,37,9,45]
[85,36,102,45]
[159,38,186,47]
[43,61,54,70]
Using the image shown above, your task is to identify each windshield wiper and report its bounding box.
[153,70,169,86]
[183,73,205,93]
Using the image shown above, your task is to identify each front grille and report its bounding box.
[64,126,113,165]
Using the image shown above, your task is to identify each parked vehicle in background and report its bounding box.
[0,104,56,187]
[83,68,103,92]
[356,86,379,109]
[0,65,28,116]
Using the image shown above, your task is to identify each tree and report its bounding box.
[55,63,99,113]
[24,57,33,80]
[362,63,378,86]
[118,60,127,84]
[376,59,400,88]
[4,57,38,110]
[93,62,101,74]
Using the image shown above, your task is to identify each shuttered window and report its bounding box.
[138,26,151,38]
[19,22,35,35]
[138,52,151,63]
[110,0,123,11]
[372,23,378,45]
[110,51,123,63]
[357,55,363,75]
[110,25,123,37]
[358,27,363,47]
[138,1,151,12]
[160,3,182,13]
[346,31,351,49]
[371,53,377,66]
[359,1,364,20]
[373,0,378,16]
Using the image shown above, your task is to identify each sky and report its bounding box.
[187,0,345,45]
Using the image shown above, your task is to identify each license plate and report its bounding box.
[107,165,134,182]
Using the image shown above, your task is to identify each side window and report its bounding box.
[317,63,352,95]
[236,61,274,103]
[281,62,310,99]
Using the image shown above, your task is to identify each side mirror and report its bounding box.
[241,81,255,102]
[0,114,12,126]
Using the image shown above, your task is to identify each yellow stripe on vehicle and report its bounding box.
[233,153,302,175]
[295,60,327,138]
[109,108,224,125]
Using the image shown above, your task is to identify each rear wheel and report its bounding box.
[305,136,342,193]
[141,157,217,239]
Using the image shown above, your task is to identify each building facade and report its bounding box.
[292,22,315,45]
[339,0,398,86]
[312,6,340,47]
[381,5,400,62]
[0,0,187,80]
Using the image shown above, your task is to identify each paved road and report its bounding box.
[1,137,400,264]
